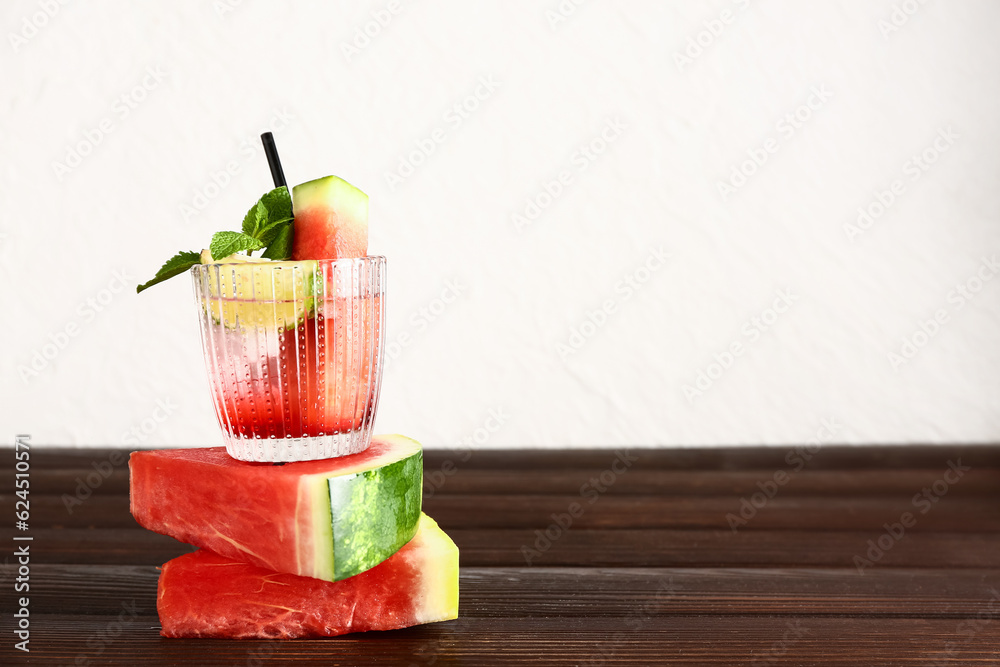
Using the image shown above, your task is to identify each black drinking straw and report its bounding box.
[261,132,286,188]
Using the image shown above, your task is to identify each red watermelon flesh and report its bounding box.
[129,435,423,582]
[157,514,459,639]
[291,175,368,260]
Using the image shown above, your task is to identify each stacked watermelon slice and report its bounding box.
[129,177,459,638]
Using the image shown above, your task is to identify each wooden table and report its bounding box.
[3,444,999,665]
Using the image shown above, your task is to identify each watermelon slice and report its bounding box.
[157,514,459,639]
[291,175,368,260]
[129,435,422,582]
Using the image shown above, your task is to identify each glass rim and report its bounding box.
[193,255,386,270]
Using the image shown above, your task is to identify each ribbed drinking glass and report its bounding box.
[191,256,385,462]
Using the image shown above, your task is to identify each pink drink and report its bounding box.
[192,257,385,462]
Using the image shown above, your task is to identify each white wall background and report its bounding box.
[1,0,998,448]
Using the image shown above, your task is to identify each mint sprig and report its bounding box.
[136,251,202,294]
[210,231,265,259]
[224,186,293,259]
[136,187,295,294]
[242,187,293,240]
[261,223,294,260]
[241,200,267,237]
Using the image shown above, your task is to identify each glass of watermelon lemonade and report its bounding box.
[191,255,385,462]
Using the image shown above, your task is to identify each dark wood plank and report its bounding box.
[10,493,1000,533]
[4,443,999,471]
[5,527,998,569]
[421,467,1000,498]
[2,616,998,666]
[452,528,1000,569]
[4,564,1000,618]
[422,444,1000,472]
[0,529,196,564]
[7,465,1000,498]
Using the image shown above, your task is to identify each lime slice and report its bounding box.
[198,250,318,329]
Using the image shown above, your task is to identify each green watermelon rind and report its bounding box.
[329,451,423,581]
[296,434,423,581]
[292,175,368,222]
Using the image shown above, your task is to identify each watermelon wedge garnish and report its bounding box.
[157,514,459,638]
[291,175,368,260]
[129,435,422,582]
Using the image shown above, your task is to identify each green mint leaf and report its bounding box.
[239,187,294,255]
[210,231,265,260]
[257,187,295,258]
[257,215,294,246]
[260,186,292,222]
[261,223,294,260]
[241,200,267,237]
[136,250,201,294]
